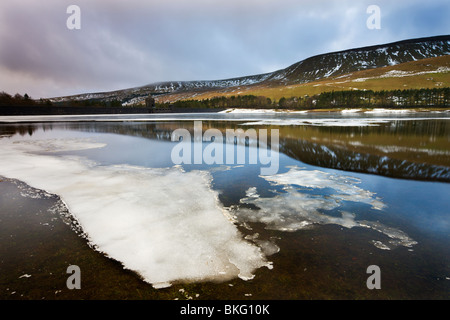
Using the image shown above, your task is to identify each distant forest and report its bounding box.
[0,92,121,108]
[0,92,52,106]
[0,91,144,115]
[158,87,450,110]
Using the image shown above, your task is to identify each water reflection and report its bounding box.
[1,115,449,298]
[2,118,448,182]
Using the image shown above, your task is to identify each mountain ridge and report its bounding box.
[264,34,450,84]
[49,35,450,105]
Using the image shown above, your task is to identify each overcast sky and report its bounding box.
[0,0,449,99]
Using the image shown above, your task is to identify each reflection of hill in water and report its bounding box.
[276,120,450,182]
[2,120,449,182]
[281,138,450,182]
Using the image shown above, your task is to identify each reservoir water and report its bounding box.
[0,109,449,299]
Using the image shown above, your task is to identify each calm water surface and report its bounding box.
[0,110,449,299]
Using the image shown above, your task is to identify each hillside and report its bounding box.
[49,35,450,106]
[264,35,450,84]
[170,54,450,103]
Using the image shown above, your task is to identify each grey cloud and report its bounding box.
[0,0,448,98]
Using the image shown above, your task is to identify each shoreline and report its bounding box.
[0,107,448,124]
[1,106,449,118]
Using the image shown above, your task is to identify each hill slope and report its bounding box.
[50,35,450,105]
[175,54,450,103]
[265,35,450,85]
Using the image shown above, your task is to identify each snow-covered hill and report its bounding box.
[266,35,450,84]
[50,35,450,106]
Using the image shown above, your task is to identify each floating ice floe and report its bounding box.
[0,137,271,288]
[232,166,416,250]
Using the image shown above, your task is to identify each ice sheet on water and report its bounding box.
[0,137,270,288]
[240,118,392,127]
[233,166,416,249]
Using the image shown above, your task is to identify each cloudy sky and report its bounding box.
[0,0,449,99]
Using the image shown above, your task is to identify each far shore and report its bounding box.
[0,106,448,118]
[218,107,450,114]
